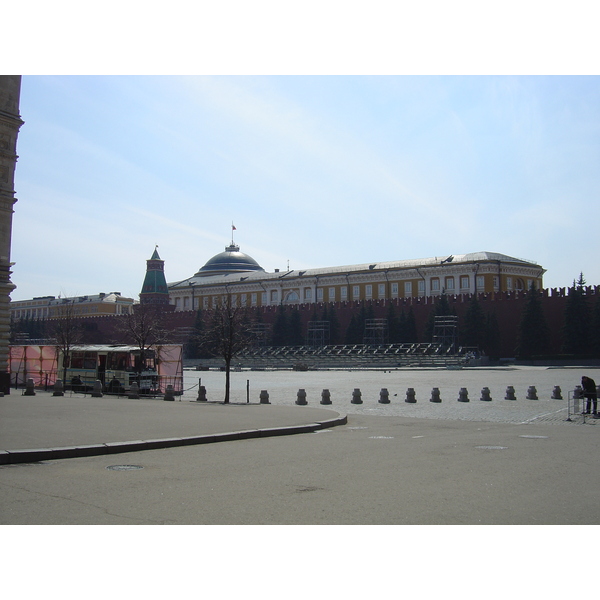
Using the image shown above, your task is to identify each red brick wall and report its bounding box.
[77,287,599,359]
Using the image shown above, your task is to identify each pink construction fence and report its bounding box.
[8,344,184,394]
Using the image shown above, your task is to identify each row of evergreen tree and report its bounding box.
[239,275,600,359]
[518,274,600,358]
[560,274,600,355]
[12,275,600,359]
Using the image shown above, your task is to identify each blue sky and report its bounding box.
[11,74,600,300]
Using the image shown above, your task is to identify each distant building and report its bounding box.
[10,292,135,321]
[0,76,24,393]
[168,245,546,312]
[10,246,173,325]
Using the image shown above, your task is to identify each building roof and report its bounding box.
[169,251,543,290]
[194,244,265,277]
[10,293,133,308]
[141,270,169,295]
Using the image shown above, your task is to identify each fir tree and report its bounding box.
[403,308,418,343]
[360,302,376,344]
[271,304,289,346]
[562,273,591,354]
[321,304,328,326]
[386,302,400,343]
[425,293,454,341]
[345,302,370,344]
[288,309,303,346]
[515,283,549,358]
[462,295,486,348]
[590,293,600,356]
[328,305,341,344]
[397,309,407,342]
[186,309,213,359]
[484,311,501,358]
[345,314,362,344]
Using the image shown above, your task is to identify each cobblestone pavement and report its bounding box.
[184,365,600,426]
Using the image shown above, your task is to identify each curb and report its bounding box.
[0,414,348,465]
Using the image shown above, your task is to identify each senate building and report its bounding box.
[167,243,546,312]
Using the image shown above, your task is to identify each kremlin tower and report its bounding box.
[139,247,172,307]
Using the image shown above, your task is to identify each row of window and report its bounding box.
[173,276,536,310]
[11,307,52,319]
[11,304,132,319]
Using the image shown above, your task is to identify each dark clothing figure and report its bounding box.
[108,377,122,394]
[581,376,598,415]
[71,375,82,392]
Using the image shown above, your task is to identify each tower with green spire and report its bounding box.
[140,247,171,305]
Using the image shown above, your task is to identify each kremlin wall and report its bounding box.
[60,284,598,361]
[12,243,598,362]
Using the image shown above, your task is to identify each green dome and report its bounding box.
[195,244,265,277]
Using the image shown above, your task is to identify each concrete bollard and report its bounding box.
[379,388,390,404]
[480,387,492,402]
[320,389,332,405]
[551,386,563,400]
[259,390,270,404]
[458,387,469,402]
[405,388,416,403]
[53,379,64,397]
[351,388,363,404]
[196,385,207,402]
[573,385,583,399]
[91,380,103,398]
[526,386,538,400]
[164,384,175,401]
[24,378,36,396]
[505,386,516,400]
[430,387,441,403]
[128,381,140,399]
[296,388,308,405]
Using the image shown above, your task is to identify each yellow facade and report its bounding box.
[169,251,545,312]
[10,293,135,321]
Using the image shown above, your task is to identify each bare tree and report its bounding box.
[116,304,170,385]
[50,299,83,387]
[201,293,253,403]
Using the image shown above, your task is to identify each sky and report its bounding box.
[5,3,600,302]
[10,74,600,301]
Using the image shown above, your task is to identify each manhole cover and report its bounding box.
[369,436,394,439]
[475,446,508,450]
[349,427,368,430]
[519,435,548,439]
[106,465,144,471]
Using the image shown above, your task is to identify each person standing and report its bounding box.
[581,376,598,415]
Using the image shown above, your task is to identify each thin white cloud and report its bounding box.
[10,75,600,297]
[176,76,480,237]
